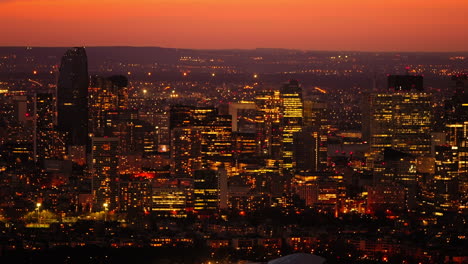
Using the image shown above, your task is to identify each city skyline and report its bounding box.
[1,0,468,52]
[0,45,467,263]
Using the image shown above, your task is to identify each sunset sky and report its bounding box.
[1,0,467,51]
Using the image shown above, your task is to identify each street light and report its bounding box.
[36,203,41,226]
[103,203,108,221]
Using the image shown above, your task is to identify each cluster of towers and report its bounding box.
[29,47,468,217]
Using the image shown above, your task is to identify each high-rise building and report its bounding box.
[91,137,119,211]
[446,122,468,201]
[171,127,202,177]
[294,127,327,172]
[118,174,152,214]
[193,169,222,213]
[254,90,282,158]
[57,47,89,147]
[89,75,129,136]
[151,178,189,216]
[280,80,304,175]
[169,105,232,173]
[33,93,66,163]
[301,100,329,172]
[420,145,460,213]
[367,75,432,182]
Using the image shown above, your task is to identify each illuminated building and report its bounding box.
[170,105,232,173]
[199,114,232,167]
[303,100,329,131]
[366,93,394,170]
[150,177,192,216]
[280,79,304,175]
[233,132,257,161]
[228,101,257,133]
[207,239,230,249]
[254,89,282,158]
[293,173,346,213]
[171,127,202,177]
[257,238,282,254]
[445,75,468,201]
[118,174,152,214]
[366,183,406,214]
[152,185,187,215]
[193,169,223,213]
[294,127,327,172]
[228,185,266,212]
[102,109,156,170]
[88,75,129,136]
[286,237,316,252]
[91,137,119,211]
[447,75,468,123]
[228,169,270,212]
[33,93,66,163]
[230,164,279,208]
[391,92,432,157]
[300,100,329,172]
[421,145,459,213]
[57,47,89,147]
[367,75,432,183]
[150,237,194,248]
[139,111,170,146]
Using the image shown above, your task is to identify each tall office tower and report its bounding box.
[193,169,223,213]
[170,105,232,172]
[91,137,119,211]
[171,127,202,177]
[367,75,432,182]
[303,100,329,130]
[89,75,129,136]
[392,94,432,157]
[103,109,154,154]
[280,79,304,175]
[33,93,66,163]
[447,122,468,199]
[294,127,327,172]
[302,100,329,172]
[449,75,468,121]
[420,145,459,213]
[254,90,282,158]
[198,113,233,167]
[139,111,170,146]
[57,47,89,148]
[367,93,394,171]
[445,75,468,200]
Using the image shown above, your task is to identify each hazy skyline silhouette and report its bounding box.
[0,0,468,51]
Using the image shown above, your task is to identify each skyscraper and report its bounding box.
[88,75,129,137]
[280,80,304,175]
[367,75,432,181]
[254,89,282,158]
[34,93,66,163]
[445,75,468,201]
[91,137,119,211]
[57,47,89,147]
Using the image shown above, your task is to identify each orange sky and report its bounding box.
[1,0,467,51]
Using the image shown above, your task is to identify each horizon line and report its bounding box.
[0,45,467,53]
